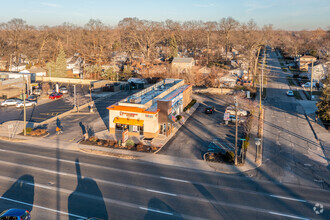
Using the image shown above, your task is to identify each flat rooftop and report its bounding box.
[122,79,182,105]
[147,84,189,112]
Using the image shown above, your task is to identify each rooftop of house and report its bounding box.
[172,57,194,64]
[300,55,317,59]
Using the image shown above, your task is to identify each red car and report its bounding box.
[49,92,63,99]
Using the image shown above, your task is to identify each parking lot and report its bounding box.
[0,83,90,124]
[159,93,245,160]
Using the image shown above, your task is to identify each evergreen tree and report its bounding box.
[55,46,67,77]
[168,34,178,59]
[316,76,330,121]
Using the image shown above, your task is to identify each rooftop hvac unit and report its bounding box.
[130,96,141,104]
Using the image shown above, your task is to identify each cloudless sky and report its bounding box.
[1,0,329,30]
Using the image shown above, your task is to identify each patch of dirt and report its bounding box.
[79,148,139,160]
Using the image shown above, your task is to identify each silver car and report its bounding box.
[1,98,22,107]
[225,106,248,116]
[16,100,37,108]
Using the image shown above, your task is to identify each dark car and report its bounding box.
[49,92,63,99]
[0,208,31,220]
[27,94,38,101]
[205,106,215,114]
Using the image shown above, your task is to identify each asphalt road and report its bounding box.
[159,93,244,160]
[0,140,329,219]
[243,48,330,189]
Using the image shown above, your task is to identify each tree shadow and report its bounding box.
[144,198,182,220]
[68,158,108,220]
[0,175,34,212]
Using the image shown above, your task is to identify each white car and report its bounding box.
[225,106,248,117]
[302,82,316,88]
[59,86,68,94]
[16,100,37,108]
[1,98,22,107]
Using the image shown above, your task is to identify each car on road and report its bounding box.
[0,98,23,107]
[204,106,215,114]
[16,100,37,108]
[225,106,248,116]
[229,115,246,124]
[286,90,294,97]
[0,208,31,220]
[27,94,38,101]
[59,86,68,94]
[49,92,63,99]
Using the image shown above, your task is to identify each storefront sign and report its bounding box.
[122,129,128,143]
[120,112,138,117]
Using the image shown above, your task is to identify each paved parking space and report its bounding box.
[158,93,245,160]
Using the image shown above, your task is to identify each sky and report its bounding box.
[1,0,329,30]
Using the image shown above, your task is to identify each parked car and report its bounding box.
[16,100,37,108]
[229,115,246,124]
[0,98,22,107]
[47,89,55,95]
[59,86,68,94]
[49,93,63,99]
[302,82,316,88]
[204,106,215,114]
[27,95,38,101]
[33,88,42,96]
[225,106,248,116]
[0,208,31,220]
[286,90,294,97]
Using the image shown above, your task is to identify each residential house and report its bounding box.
[298,55,317,71]
[171,57,195,75]
[308,62,329,82]
[217,73,237,88]
[66,54,83,77]
[28,66,47,77]
[9,64,27,72]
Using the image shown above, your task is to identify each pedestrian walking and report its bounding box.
[56,126,63,135]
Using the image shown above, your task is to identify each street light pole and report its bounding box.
[234,96,238,165]
[310,60,314,100]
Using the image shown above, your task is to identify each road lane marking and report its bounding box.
[268,211,309,220]
[145,189,177,196]
[160,176,190,183]
[26,182,52,190]
[270,194,307,203]
[0,148,329,207]
[139,207,174,216]
[0,196,86,219]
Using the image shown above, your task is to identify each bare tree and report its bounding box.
[219,17,239,61]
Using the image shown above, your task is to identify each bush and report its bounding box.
[88,136,98,142]
[30,129,47,136]
[224,151,235,162]
[183,99,197,112]
[26,127,33,134]
[176,115,182,121]
[126,139,135,148]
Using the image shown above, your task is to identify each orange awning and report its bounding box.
[113,117,144,127]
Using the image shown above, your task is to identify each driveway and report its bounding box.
[159,93,244,160]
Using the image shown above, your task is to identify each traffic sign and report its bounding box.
[224,113,230,121]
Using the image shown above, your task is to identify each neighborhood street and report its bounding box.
[243,49,329,188]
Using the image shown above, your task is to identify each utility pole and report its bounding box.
[260,48,266,113]
[234,96,238,166]
[23,80,26,136]
[310,60,314,100]
[73,85,76,110]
